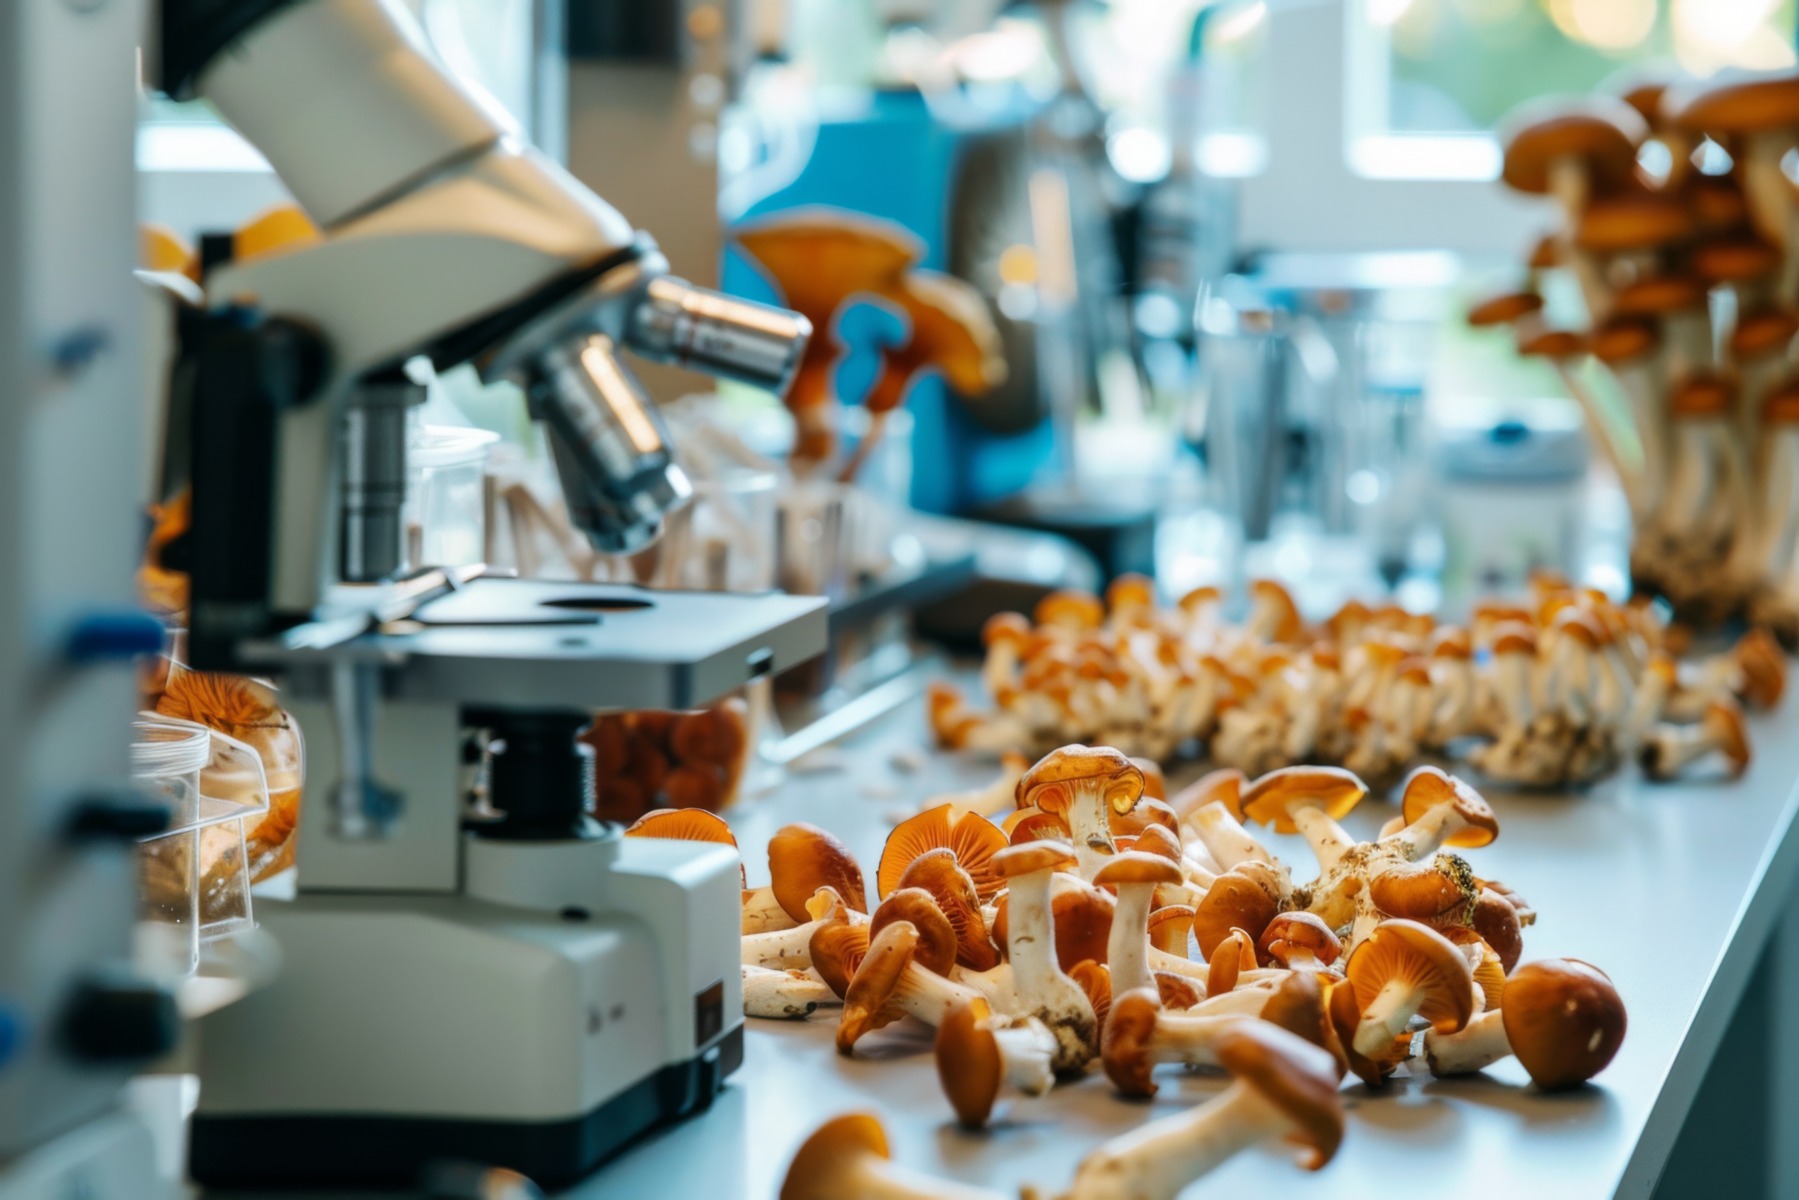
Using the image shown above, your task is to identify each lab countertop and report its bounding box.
[570,698,1799,1200]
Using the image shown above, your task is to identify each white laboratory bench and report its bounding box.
[568,696,1799,1200]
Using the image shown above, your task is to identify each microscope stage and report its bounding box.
[254,578,827,711]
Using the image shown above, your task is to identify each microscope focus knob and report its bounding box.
[60,974,179,1063]
[64,790,173,844]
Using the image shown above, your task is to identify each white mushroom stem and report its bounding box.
[742,887,798,934]
[989,1015,1059,1096]
[1353,979,1427,1058]
[1133,1012,1252,1070]
[1421,1008,1511,1076]
[891,965,989,1029]
[1149,947,1211,986]
[1429,660,1477,744]
[1494,651,1534,728]
[1380,807,1468,862]
[1108,881,1160,997]
[952,963,1018,1010]
[1747,423,1799,595]
[1610,356,1667,526]
[1187,801,1275,869]
[932,757,1027,819]
[1066,780,1123,880]
[1622,666,1673,749]
[1060,1068,1313,1200]
[1639,721,1731,778]
[1007,865,1098,1071]
[822,1155,1009,1200]
[1291,806,1355,873]
[1192,979,1285,1014]
[741,909,863,969]
[742,965,840,1019]
[1591,643,1629,726]
[1543,635,1595,724]
[1738,131,1799,301]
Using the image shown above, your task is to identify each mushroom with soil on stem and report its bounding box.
[991,839,1101,1072]
[1344,919,1477,1060]
[779,1112,1007,1200]
[1015,745,1146,879]
[1060,1021,1343,1200]
[1639,698,1752,780]
[935,997,1059,1130]
[1093,851,1185,997]
[742,964,842,1019]
[1423,958,1627,1088]
[841,269,1006,484]
[741,822,869,934]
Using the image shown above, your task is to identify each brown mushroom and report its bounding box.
[1015,745,1146,878]
[1343,919,1476,1059]
[1423,958,1626,1089]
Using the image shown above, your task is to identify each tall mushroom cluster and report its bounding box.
[1480,73,1799,633]
[929,574,1782,788]
[632,750,1631,1199]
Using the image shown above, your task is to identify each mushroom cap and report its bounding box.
[870,888,959,976]
[1399,766,1499,849]
[1437,926,1509,1010]
[1704,700,1752,775]
[838,921,923,1051]
[897,849,999,971]
[1049,887,1116,970]
[1100,986,1165,1097]
[1683,172,1751,230]
[1732,306,1799,361]
[1692,237,1782,284]
[769,823,868,921]
[982,611,1032,650]
[779,1112,890,1200]
[1016,745,1146,818]
[1250,578,1303,641]
[1147,904,1196,954]
[1257,971,1338,1071]
[735,209,921,329]
[1502,959,1627,1089]
[1345,919,1477,1037]
[1517,328,1587,359]
[1169,767,1246,821]
[1763,376,1799,423]
[1213,1022,1346,1171]
[1492,621,1540,656]
[1034,589,1105,630]
[1092,850,1184,889]
[1527,233,1562,270]
[1193,871,1281,958]
[1327,979,1396,1088]
[1110,797,1179,838]
[1207,928,1257,994]
[1006,808,1073,845]
[1671,74,1799,135]
[1466,289,1544,329]
[1132,823,1184,863]
[881,269,1007,403]
[1670,373,1737,419]
[1574,189,1693,252]
[878,804,1008,902]
[1241,765,1369,834]
[991,837,1078,878]
[626,808,738,844]
[1553,607,1606,651]
[1618,78,1671,128]
[1470,887,1526,973]
[1071,960,1112,1028]
[1260,911,1344,970]
[1106,573,1157,614]
[1178,584,1223,613]
[1612,273,1707,316]
[1500,97,1646,195]
[1590,315,1659,365]
[1155,971,1203,1009]
[1369,854,1480,925]
[1733,627,1787,707]
[935,999,1003,1128]
[808,919,872,998]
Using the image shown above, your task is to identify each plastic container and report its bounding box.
[131,717,268,979]
[408,423,500,569]
[1434,405,1588,598]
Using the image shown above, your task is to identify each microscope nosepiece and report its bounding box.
[627,276,811,396]
[529,334,691,554]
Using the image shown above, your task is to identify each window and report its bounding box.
[1348,0,1799,181]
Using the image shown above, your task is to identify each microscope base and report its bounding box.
[188,884,742,1188]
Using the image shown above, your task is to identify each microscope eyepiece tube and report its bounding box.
[529,334,691,554]
[627,277,812,396]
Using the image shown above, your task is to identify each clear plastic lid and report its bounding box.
[130,719,211,780]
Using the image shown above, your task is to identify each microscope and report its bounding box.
[149,0,823,1187]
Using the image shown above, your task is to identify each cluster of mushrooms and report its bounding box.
[928,574,1783,789]
[628,748,1628,1200]
[1479,71,1799,632]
